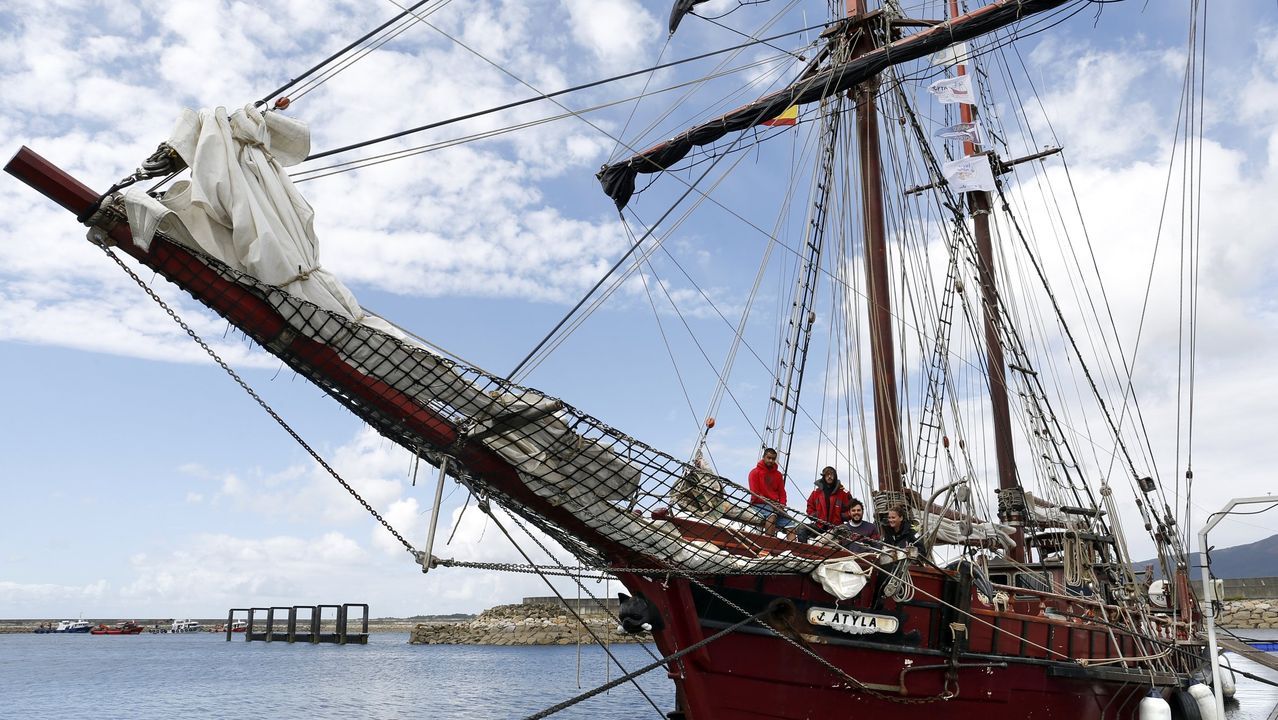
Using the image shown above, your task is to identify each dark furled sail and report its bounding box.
[599,0,1067,209]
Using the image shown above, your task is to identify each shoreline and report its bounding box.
[410,603,641,646]
[10,600,1275,641]
[0,618,453,635]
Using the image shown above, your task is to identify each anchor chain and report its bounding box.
[98,239,418,557]
[523,606,773,720]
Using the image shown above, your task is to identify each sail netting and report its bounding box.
[113,220,884,577]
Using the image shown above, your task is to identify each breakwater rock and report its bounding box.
[410,603,642,646]
[1220,600,1278,629]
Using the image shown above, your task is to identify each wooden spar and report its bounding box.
[847,1,902,496]
[599,0,1072,209]
[948,0,1024,561]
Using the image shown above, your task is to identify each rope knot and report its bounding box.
[283,264,321,286]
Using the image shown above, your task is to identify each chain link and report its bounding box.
[100,241,418,557]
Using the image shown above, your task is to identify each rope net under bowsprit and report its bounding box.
[109,208,870,578]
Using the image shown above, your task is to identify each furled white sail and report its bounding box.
[121,105,365,323]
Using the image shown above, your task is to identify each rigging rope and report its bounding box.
[478,505,667,719]
[96,241,419,558]
[292,54,791,182]
[522,607,771,720]
[255,0,439,108]
[302,17,836,163]
[287,0,457,105]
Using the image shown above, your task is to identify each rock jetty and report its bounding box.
[1218,600,1278,629]
[410,603,641,646]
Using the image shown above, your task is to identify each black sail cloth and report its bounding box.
[598,0,1069,210]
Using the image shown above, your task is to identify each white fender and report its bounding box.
[1187,683,1216,720]
[1139,691,1171,720]
[1219,655,1237,698]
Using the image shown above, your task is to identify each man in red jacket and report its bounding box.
[748,448,795,540]
[799,466,852,542]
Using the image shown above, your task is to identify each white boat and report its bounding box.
[170,619,203,633]
[53,619,92,634]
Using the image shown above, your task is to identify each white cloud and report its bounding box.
[1021,43,1173,164]
[0,579,109,617]
[561,0,659,70]
[0,0,676,370]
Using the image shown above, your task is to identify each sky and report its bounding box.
[2,0,1277,620]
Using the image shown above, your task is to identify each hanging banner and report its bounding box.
[942,155,996,193]
[929,42,971,68]
[934,120,986,146]
[927,74,974,105]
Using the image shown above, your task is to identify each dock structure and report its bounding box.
[1218,636,1278,674]
[226,603,369,645]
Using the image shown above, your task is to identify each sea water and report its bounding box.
[1,630,1274,719]
[0,632,673,719]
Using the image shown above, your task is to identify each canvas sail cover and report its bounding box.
[121,105,367,323]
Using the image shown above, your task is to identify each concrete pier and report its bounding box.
[228,603,369,644]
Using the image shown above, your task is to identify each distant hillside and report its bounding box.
[1137,533,1278,579]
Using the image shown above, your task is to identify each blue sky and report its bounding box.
[3,0,1278,620]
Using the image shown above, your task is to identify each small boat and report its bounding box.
[52,620,92,634]
[91,621,145,635]
[170,619,203,633]
[229,620,248,633]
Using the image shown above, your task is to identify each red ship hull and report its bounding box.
[622,571,1176,720]
[91,624,144,635]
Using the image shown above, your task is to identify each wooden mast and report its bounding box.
[948,0,1024,561]
[848,0,902,496]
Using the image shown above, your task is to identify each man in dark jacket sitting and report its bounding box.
[798,466,852,542]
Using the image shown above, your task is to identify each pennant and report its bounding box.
[929,42,971,68]
[761,105,798,127]
[934,120,986,146]
[941,155,996,193]
[927,75,974,105]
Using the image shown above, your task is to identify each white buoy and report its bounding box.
[1139,690,1172,720]
[1187,683,1216,720]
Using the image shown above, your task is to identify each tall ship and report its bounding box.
[8,0,1224,717]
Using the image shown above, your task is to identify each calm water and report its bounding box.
[1222,629,1278,720]
[1,630,1274,719]
[0,632,674,719]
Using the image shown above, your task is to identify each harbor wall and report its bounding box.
[410,602,639,646]
[1219,599,1278,629]
[1204,577,1278,628]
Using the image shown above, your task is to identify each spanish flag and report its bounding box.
[761,105,798,127]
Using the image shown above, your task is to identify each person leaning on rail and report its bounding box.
[841,498,881,552]
[881,503,923,552]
